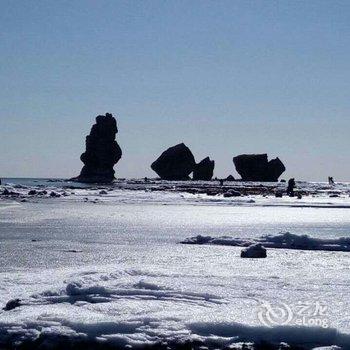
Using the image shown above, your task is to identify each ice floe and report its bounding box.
[181,232,350,252]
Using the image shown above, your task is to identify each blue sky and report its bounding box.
[1,0,349,180]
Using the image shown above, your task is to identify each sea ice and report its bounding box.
[182,232,350,252]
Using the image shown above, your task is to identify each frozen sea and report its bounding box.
[0,178,350,349]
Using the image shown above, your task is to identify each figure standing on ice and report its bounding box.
[287,178,296,197]
[328,176,335,185]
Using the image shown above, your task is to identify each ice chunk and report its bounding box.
[181,232,350,252]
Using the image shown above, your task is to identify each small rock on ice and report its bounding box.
[223,190,241,197]
[241,243,267,258]
[3,298,21,311]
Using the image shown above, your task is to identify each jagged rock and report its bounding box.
[3,299,21,311]
[2,188,10,195]
[241,243,267,258]
[205,189,221,196]
[50,191,61,198]
[233,154,285,182]
[193,157,214,180]
[1,189,19,196]
[151,143,195,180]
[73,113,122,183]
[14,184,28,189]
[223,190,241,197]
[225,175,235,181]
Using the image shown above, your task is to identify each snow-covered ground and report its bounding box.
[182,232,350,252]
[0,179,350,349]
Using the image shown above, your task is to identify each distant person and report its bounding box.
[219,179,224,186]
[144,177,149,182]
[328,176,334,185]
[287,178,296,197]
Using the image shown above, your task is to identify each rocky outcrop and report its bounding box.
[241,243,267,258]
[193,157,215,180]
[151,143,195,180]
[223,190,241,197]
[3,298,21,311]
[225,175,235,181]
[73,113,122,183]
[233,154,285,182]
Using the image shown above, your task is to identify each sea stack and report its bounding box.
[193,157,215,180]
[74,113,122,183]
[151,143,195,180]
[233,154,285,182]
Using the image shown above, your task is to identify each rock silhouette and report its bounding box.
[225,175,235,181]
[151,143,195,180]
[74,113,122,183]
[193,157,215,180]
[241,243,267,258]
[233,154,285,182]
[3,298,21,311]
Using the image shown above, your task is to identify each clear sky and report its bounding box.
[1,0,349,181]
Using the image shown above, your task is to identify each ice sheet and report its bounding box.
[1,180,350,348]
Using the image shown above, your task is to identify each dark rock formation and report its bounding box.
[266,157,286,182]
[241,243,267,258]
[1,188,19,196]
[193,157,214,180]
[233,154,285,182]
[223,190,241,197]
[151,143,195,180]
[2,188,10,196]
[49,191,61,198]
[225,175,235,181]
[74,113,122,183]
[3,298,21,311]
